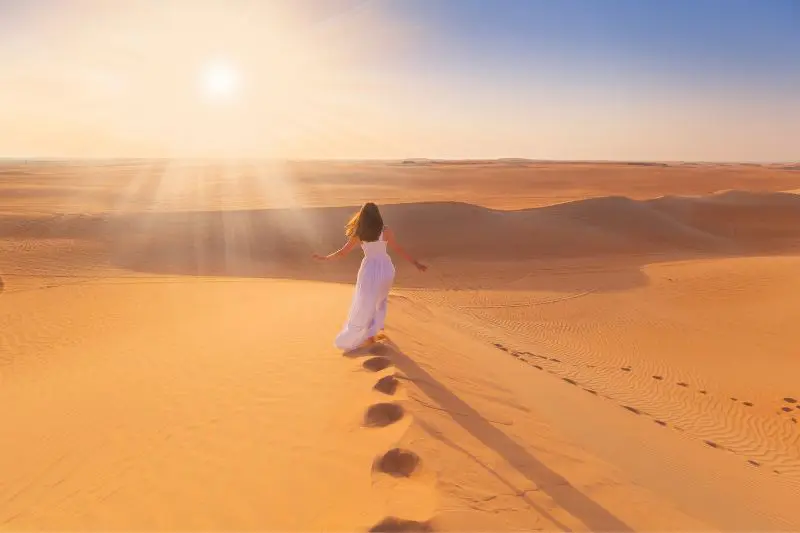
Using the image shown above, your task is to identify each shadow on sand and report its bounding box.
[376,340,633,532]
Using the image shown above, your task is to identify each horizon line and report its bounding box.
[1,157,798,166]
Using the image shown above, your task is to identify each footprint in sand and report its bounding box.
[373,448,420,478]
[784,397,797,404]
[652,375,664,380]
[493,343,508,352]
[343,343,387,359]
[621,366,632,372]
[364,403,405,428]
[743,401,754,407]
[369,517,433,532]
[562,377,578,386]
[622,405,642,415]
[748,460,761,467]
[654,420,667,426]
[374,375,399,395]
[363,356,393,372]
[781,407,793,413]
[677,382,689,388]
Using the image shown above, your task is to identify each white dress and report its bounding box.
[334,230,396,351]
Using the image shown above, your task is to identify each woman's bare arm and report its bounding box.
[313,237,359,261]
[384,227,427,272]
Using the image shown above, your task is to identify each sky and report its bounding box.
[1,0,798,161]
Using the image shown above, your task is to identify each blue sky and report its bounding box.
[1,0,798,160]
[393,0,798,76]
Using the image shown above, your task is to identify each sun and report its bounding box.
[200,61,240,101]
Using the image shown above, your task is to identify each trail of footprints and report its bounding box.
[351,343,435,532]
[349,337,798,529]
[491,341,800,474]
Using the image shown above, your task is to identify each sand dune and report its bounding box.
[3,188,800,284]
[2,161,800,530]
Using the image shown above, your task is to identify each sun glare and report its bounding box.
[201,61,240,101]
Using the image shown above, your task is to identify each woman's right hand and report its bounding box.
[414,260,428,272]
[312,253,328,261]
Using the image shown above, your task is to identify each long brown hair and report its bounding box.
[345,202,384,242]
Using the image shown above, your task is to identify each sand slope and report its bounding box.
[0,278,708,531]
[384,296,800,530]
[0,280,427,530]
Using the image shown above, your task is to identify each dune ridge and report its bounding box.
[1,190,800,277]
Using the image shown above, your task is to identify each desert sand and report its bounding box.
[2,159,800,531]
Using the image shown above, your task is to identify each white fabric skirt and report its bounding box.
[334,256,395,351]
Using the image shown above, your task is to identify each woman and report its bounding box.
[313,203,427,351]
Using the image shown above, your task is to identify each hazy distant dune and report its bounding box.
[3,190,800,280]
